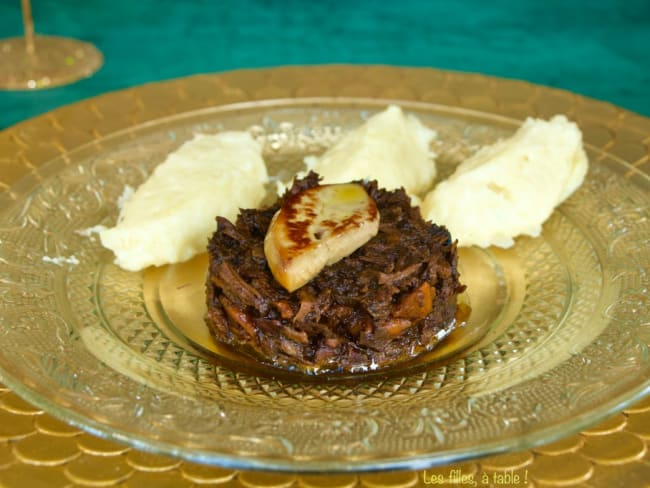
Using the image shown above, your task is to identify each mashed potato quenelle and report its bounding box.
[303,105,437,197]
[100,132,268,271]
[421,115,588,248]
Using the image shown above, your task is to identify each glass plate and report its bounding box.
[0,96,649,472]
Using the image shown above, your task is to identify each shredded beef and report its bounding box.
[205,172,465,374]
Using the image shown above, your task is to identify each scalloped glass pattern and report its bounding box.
[0,100,649,471]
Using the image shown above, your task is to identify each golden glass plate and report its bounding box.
[0,66,649,472]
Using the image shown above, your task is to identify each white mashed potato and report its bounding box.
[100,132,268,271]
[303,105,437,196]
[421,115,588,248]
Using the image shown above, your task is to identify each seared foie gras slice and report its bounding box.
[264,182,379,292]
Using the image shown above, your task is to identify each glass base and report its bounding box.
[0,35,103,90]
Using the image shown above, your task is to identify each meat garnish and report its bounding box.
[205,172,464,374]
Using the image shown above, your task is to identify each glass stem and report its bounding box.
[21,0,36,55]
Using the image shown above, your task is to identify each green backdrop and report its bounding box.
[1,0,648,129]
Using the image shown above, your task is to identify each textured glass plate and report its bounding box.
[0,96,649,472]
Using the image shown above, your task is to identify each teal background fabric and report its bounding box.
[1,0,649,130]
